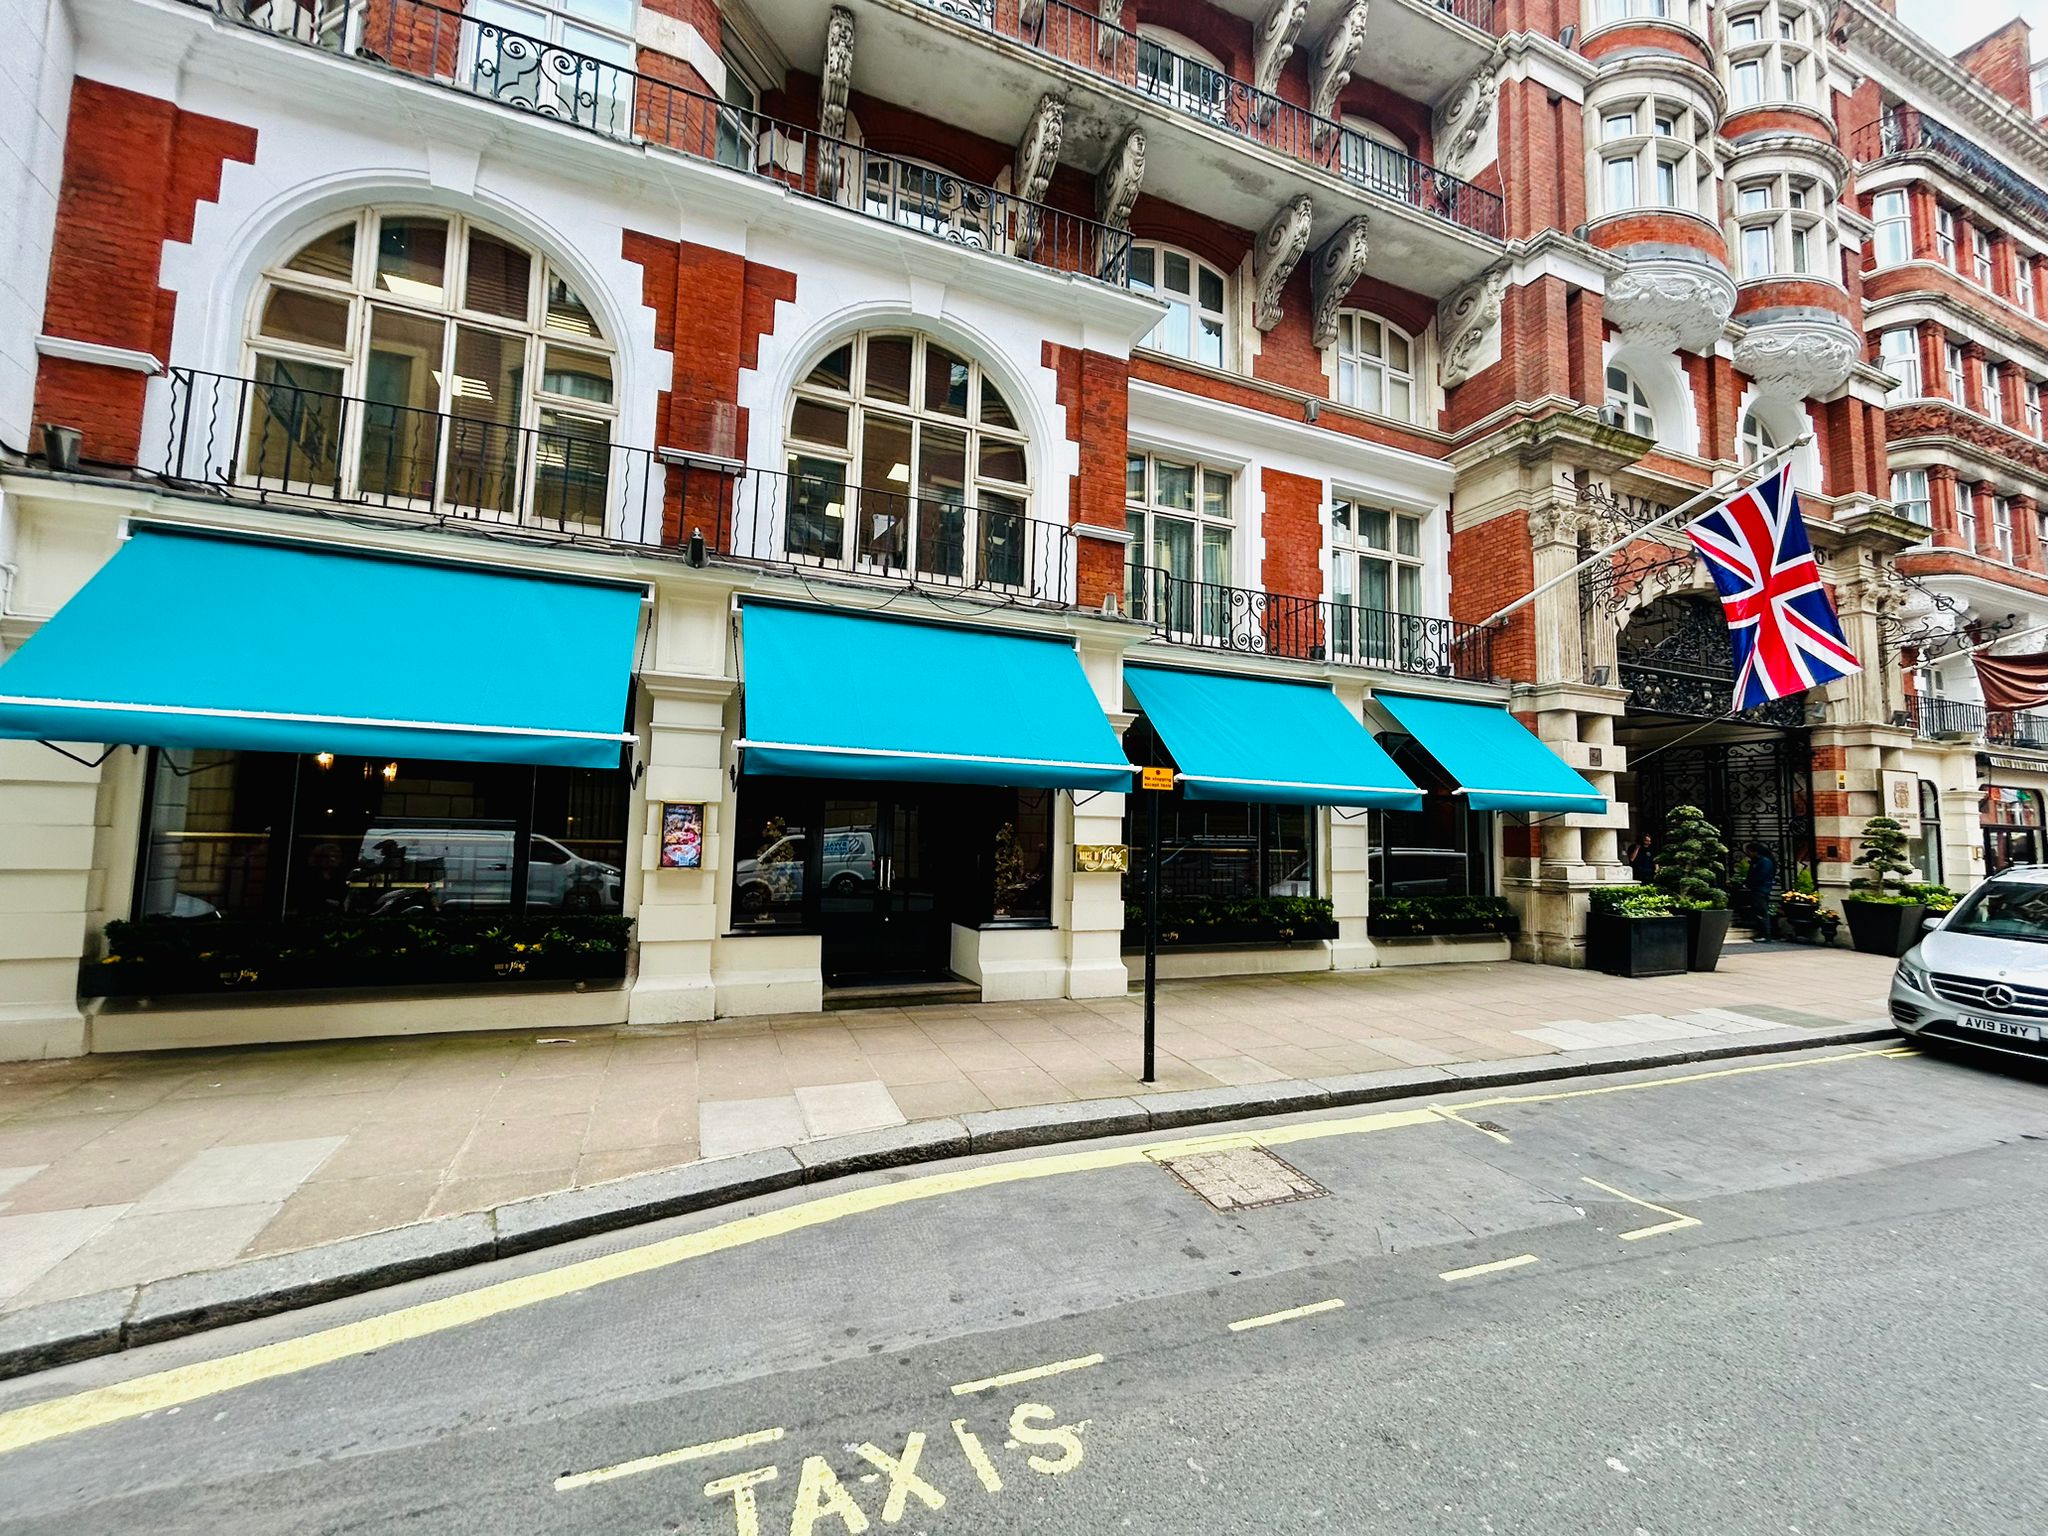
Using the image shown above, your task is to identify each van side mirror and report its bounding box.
[1922,917,1941,932]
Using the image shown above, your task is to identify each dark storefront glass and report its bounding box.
[137,750,627,921]
[1120,717,1317,901]
[1367,734,1492,898]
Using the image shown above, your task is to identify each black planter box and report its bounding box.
[1842,900,1926,958]
[1684,908,1732,972]
[1587,912,1689,977]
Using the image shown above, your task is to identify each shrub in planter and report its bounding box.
[1842,815,1926,958]
[1655,804,1732,972]
[1585,884,1689,977]
[87,914,634,997]
[1123,895,1337,948]
[1367,895,1520,939]
[1901,881,1958,916]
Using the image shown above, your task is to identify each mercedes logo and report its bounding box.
[1985,983,2017,1010]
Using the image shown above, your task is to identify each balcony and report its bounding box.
[211,0,1132,287]
[1126,565,1494,681]
[1900,693,1986,740]
[1988,708,2048,751]
[745,0,1505,298]
[1851,109,2048,239]
[156,368,1076,602]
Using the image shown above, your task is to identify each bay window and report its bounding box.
[1878,328,1921,398]
[1871,190,1910,267]
[1594,96,1712,216]
[1732,174,1831,279]
[1725,1,1816,106]
[1891,467,1930,525]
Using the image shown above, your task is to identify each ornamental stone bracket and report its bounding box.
[818,5,855,197]
[1732,316,1862,404]
[1097,125,1145,230]
[1309,0,1369,144]
[1433,45,1502,178]
[1252,0,1310,123]
[1310,215,1370,348]
[1254,194,1315,333]
[1602,256,1737,356]
[1439,263,1508,389]
[1012,93,1066,258]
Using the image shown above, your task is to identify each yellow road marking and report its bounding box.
[950,1353,1103,1396]
[1430,1105,1512,1144]
[0,1045,1895,1459]
[1579,1176,1702,1241]
[1880,1046,1920,1058]
[1227,1298,1345,1332]
[555,1425,784,1491]
[1440,1254,1540,1282]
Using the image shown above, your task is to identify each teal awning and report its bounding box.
[738,604,1133,790]
[1374,692,1606,814]
[0,525,642,769]
[1126,665,1423,809]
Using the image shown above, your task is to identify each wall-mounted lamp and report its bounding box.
[381,761,400,783]
[1558,23,1577,48]
[1590,664,1611,686]
[1304,398,1320,423]
[687,528,707,568]
[314,752,335,770]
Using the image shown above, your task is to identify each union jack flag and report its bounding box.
[1682,463,1862,712]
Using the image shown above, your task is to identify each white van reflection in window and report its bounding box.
[344,822,622,914]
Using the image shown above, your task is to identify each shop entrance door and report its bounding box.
[819,794,951,983]
[1985,826,2040,875]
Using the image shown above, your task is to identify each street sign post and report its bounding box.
[1139,768,1172,1083]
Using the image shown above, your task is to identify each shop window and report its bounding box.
[783,330,1030,586]
[1129,243,1228,368]
[137,751,627,923]
[1332,312,1417,421]
[1124,450,1235,640]
[1983,785,2043,875]
[1121,718,1316,909]
[1369,736,1492,898]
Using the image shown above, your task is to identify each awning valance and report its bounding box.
[0,525,642,769]
[1126,665,1423,809]
[1373,693,1606,814]
[737,603,1133,790]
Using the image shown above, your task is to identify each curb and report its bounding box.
[0,1022,1897,1381]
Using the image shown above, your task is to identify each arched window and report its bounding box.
[1135,27,1228,121]
[1738,408,1778,465]
[783,331,1031,587]
[1130,243,1229,368]
[1603,365,1657,437]
[1333,312,1417,421]
[243,209,617,528]
[1339,117,1415,200]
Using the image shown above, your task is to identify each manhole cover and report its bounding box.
[1156,1145,1328,1211]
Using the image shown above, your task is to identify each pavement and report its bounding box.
[2,1040,2044,1533]
[0,945,1893,1327]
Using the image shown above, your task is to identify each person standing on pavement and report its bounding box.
[1628,832,1657,884]
[1744,840,1778,937]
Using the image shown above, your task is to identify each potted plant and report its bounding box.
[1779,869,1822,940]
[1655,803,1732,971]
[1585,884,1688,977]
[1841,814,1927,958]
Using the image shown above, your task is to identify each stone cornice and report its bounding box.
[1886,400,2048,494]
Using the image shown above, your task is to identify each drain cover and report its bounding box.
[1157,1145,1328,1212]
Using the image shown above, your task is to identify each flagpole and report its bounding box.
[1478,433,1816,630]
[1948,620,2048,660]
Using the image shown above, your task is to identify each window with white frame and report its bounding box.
[1879,328,1921,398]
[2030,381,2046,438]
[1870,190,1911,267]
[1936,208,1957,266]
[1732,173,1831,279]
[1333,312,1417,421]
[1329,500,1426,666]
[1972,226,1995,289]
[1994,494,2015,561]
[1892,468,1931,524]
[1957,481,1978,546]
[1594,96,1712,215]
[1986,361,2007,426]
[1946,340,1968,401]
[861,156,995,245]
[1596,0,1679,19]
[1339,118,1418,201]
[783,331,1032,586]
[467,0,636,134]
[1603,365,1657,436]
[2020,254,2039,314]
[243,209,618,528]
[1129,243,1228,369]
[1135,26,1228,123]
[1124,452,1235,639]
[1725,1,1816,106]
[716,27,767,170]
[1738,407,1780,465]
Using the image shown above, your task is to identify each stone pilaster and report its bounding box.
[0,741,99,1059]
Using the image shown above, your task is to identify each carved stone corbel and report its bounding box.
[1433,48,1501,177]
[1251,0,1310,123]
[1310,215,1370,349]
[1254,194,1315,333]
[1097,126,1146,229]
[818,5,855,198]
[1439,264,1508,389]
[1013,94,1066,258]
[1310,0,1370,144]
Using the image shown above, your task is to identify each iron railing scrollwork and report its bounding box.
[1852,109,2048,238]
[1617,594,1810,727]
[1901,694,1986,740]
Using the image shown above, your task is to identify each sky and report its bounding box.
[1895,0,2048,57]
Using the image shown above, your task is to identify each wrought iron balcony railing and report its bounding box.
[1901,693,1986,739]
[1852,109,2048,239]
[1986,707,2048,750]
[917,0,1506,241]
[156,367,1076,601]
[1126,565,1494,681]
[215,0,1131,285]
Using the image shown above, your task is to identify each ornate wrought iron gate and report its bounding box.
[1630,736,1817,886]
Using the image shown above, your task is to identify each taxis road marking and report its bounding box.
[556,1425,785,1492]
[1439,1254,1540,1282]
[0,1045,1898,1459]
[1580,1176,1702,1241]
[950,1354,1103,1396]
[1227,1298,1345,1332]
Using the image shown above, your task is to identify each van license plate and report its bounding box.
[1957,1015,2042,1042]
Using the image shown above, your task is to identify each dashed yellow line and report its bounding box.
[1227,1298,1345,1332]
[0,1044,1898,1459]
[1439,1254,1540,1282]
[950,1354,1103,1396]
[555,1425,784,1491]
[1580,1177,1702,1242]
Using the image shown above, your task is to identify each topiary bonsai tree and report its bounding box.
[1655,804,1729,911]
[1849,814,1915,902]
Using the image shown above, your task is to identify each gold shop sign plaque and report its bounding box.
[1073,843,1131,874]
